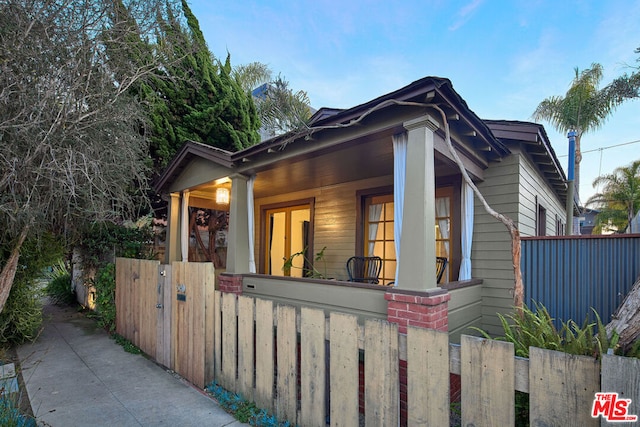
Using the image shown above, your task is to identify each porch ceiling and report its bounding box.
[250,133,456,199]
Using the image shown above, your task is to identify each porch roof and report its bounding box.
[155,76,512,195]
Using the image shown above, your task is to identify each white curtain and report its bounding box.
[367,204,383,256]
[459,182,474,280]
[392,132,407,285]
[247,175,256,273]
[180,190,190,262]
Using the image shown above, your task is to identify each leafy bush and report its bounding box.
[94,263,116,332]
[80,219,155,269]
[0,234,64,344]
[0,396,36,427]
[45,262,75,306]
[474,302,617,358]
[473,302,618,427]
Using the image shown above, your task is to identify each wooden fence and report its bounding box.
[116,259,640,426]
[115,258,215,388]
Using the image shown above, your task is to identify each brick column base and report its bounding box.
[384,288,451,334]
[218,273,243,295]
[385,288,450,426]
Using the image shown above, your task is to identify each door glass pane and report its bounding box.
[290,208,310,278]
[265,205,311,277]
[268,211,286,275]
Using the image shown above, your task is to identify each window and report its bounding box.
[263,203,312,277]
[537,199,547,236]
[435,187,453,283]
[360,185,456,285]
[364,194,395,285]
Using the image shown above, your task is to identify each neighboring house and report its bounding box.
[580,207,600,235]
[155,76,568,338]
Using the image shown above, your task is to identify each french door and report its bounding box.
[264,204,311,277]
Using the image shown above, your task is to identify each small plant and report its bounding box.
[472,302,620,427]
[112,333,142,355]
[0,396,36,427]
[282,246,328,279]
[206,382,291,426]
[45,261,75,306]
[472,302,618,358]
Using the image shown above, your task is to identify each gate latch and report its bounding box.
[156,303,163,309]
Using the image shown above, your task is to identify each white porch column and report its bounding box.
[227,174,250,273]
[396,115,439,290]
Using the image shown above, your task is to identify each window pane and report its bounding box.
[384,223,394,240]
[384,242,395,259]
[384,202,394,221]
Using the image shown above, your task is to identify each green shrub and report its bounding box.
[113,333,142,354]
[0,278,43,344]
[473,302,619,427]
[94,263,116,332]
[0,396,36,427]
[45,270,75,306]
[474,302,617,358]
[0,233,64,344]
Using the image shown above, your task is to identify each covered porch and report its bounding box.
[155,77,507,337]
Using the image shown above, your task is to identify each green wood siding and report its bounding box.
[254,175,393,281]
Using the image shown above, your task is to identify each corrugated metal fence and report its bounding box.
[521,234,640,326]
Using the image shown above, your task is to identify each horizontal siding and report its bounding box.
[473,155,520,336]
[517,152,565,237]
[448,284,483,343]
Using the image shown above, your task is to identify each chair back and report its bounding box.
[346,256,383,284]
[436,256,448,283]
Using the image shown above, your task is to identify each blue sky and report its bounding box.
[189,0,640,203]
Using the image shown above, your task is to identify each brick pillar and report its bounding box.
[218,273,243,295]
[385,288,450,426]
[384,288,450,334]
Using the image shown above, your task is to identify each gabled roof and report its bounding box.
[154,140,233,194]
[484,119,568,202]
[229,76,509,164]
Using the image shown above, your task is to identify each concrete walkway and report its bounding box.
[16,303,246,427]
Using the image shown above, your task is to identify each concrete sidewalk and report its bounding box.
[16,303,246,427]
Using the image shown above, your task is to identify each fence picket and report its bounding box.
[237,295,255,400]
[276,305,297,424]
[329,312,359,427]
[462,335,515,426]
[529,347,600,427]
[601,354,640,427]
[214,291,222,384]
[407,327,449,426]
[221,292,237,391]
[255,298,274,413]
[364,318,398,426]
[300,307,326,427]
[204,267,215,386]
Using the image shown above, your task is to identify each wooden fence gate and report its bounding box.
[115,258,215,388]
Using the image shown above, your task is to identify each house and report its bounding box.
[155,76,568,338]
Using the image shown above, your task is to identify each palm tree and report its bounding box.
[532,64,625,196]
[586,160,640,233]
